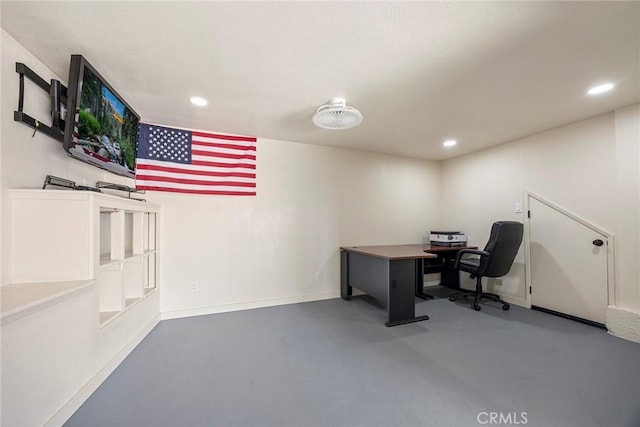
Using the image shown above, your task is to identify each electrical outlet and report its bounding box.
[314,272,322,282]
[190,282,199,292]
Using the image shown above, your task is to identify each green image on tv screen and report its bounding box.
[76,67,139,171]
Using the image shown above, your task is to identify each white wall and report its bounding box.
[613,103,640,311]
[156,138,441,317]
[441,109,639,315]
[608,103,640,342]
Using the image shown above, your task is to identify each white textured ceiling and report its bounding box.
[2,1,639,160]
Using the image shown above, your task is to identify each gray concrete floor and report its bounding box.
[65,294,640,427]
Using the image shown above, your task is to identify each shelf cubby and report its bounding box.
[99,311,120,325]
[144,252,157,291]
[99,210,113,263]
[124,256,144,302]
[124,211,135,257]
[98,263,123,319]
[146,212,157,252]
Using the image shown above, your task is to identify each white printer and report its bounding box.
[429,231,467,247]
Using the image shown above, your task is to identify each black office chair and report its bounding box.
[449,221,524,311]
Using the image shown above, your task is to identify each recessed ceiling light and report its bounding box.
[189,96,208,107]
[443,139,457,148]
[587,83,615,96]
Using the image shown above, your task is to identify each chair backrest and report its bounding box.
[480,221,524,277]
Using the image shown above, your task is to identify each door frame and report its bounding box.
[523,190,616,309]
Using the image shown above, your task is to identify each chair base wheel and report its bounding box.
[448,290,510,313]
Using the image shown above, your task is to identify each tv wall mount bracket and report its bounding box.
[14,62,67,142]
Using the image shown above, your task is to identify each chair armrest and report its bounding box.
[454,249,490,269]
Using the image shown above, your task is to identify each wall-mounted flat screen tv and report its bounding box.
[63,55,140,179]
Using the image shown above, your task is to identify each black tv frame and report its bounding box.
[63,54,141,179]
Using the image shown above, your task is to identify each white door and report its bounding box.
[529,197,609,324]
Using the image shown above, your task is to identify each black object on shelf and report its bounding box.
[96,181,146,201]
[42,175,102,192]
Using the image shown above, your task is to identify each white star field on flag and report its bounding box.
[147,126,191,163]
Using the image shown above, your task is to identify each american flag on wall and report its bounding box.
[135,123,257,195]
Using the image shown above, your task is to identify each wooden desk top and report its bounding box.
[341,244,437,260]
[340,244,478,260]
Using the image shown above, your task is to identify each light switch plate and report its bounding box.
[514,202,522,213]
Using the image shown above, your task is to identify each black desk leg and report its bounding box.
[415,258,434,300]
[340,251,352,300]
[386,259,429,327]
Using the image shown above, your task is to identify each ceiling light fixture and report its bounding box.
[443,139,457,148]
[312,97,363,130]
[189,96,208,107]
[587,83,615,96]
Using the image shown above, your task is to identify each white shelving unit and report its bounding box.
[8,189,160,326]
[4,189,161,427]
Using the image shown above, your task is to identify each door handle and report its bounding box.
[592,239,604,247]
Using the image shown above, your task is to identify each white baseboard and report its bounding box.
[497,293,528,308]
[161,291,340,320]
[606,306,640,343]
[44,314,161,427]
